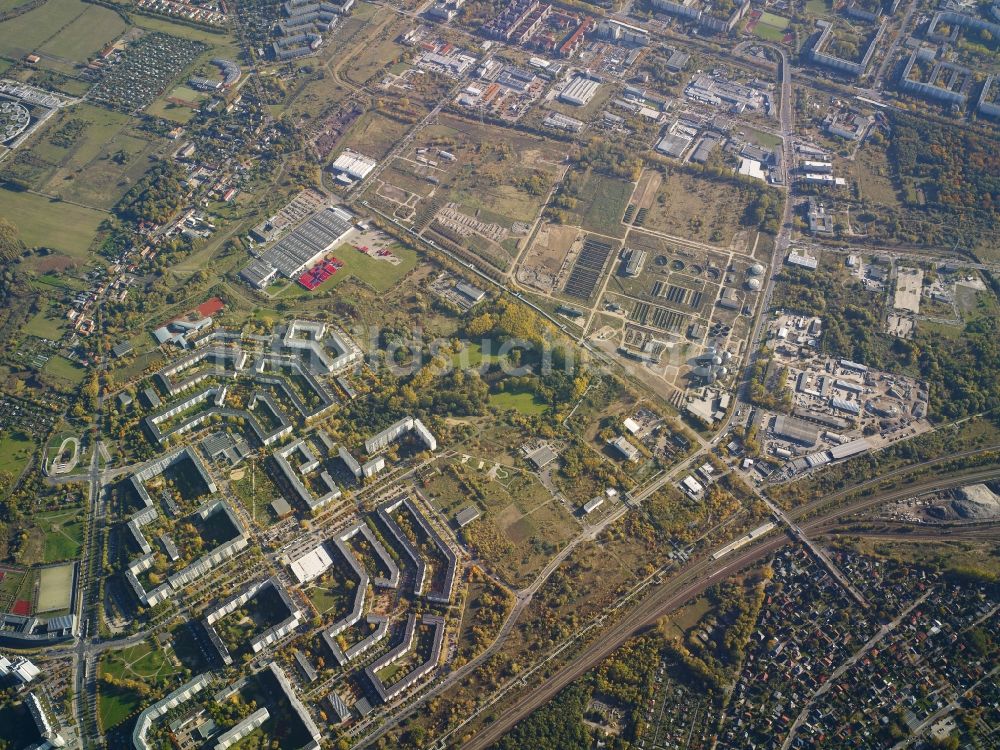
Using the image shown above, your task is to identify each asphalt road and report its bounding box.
[457,464,1000,750]
[460,535,789,750]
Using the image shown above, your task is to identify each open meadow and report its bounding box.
[0,0,124,63]
[645,170,754,245]
[564,170,634,238]
[0,188,105,254]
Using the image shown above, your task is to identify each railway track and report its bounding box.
[456,464,1000,750]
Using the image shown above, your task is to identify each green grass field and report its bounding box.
[805,0,833,14]
[31,104,130,165]
[489,390,548,415]
[45,429,80,457]
[744,126,784,150]
[406,115,562,230]
[445,162,561,229]
[30,104,169,210]
[22,301,69,340]
[343,18,410,86]
[134,13,237,51]
[146,97,198,124]
[752,24,786,41]
[275,243,418,297]
[0,0,36,12]
[330,243,418,291]
[43,354,86,385]
[32,509,85,563]
[230,464,282,526]
[452,341,502,370]
[340,111,414,162]
[569,171,633,238]
[28,273,88,293]
[0,0,123,61]
[36,2,127,68]
[450,172,554,227]
[453,472,576,585]
[0,433,35,478]
[752,17,788,42]
[760,11,790,26]
[0,566,27,600]
[101,642,180,685]
[306,584,348,615]
[955,279,999,321]
[0,189,105,255]
[849,145,903,208]
[98,683,142,730]
[645,170,754,244]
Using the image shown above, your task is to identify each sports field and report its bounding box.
[0,189,105,256]
[0,566,31,614]
[750,11,789,41]
[744,126,784,150]
[805,0,834,15]
[146,84,209,123]
[37,562,74,612]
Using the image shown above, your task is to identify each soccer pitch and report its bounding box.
[37,563,74,612]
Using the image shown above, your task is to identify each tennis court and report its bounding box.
[0,566,31,614]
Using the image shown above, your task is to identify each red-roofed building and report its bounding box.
[559,17,592,57]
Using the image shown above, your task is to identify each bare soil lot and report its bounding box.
[631,169,662,211]
[645,170,754,246]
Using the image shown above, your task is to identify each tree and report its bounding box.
[0,218,24,261]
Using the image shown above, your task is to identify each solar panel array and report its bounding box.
[261,208,353,278]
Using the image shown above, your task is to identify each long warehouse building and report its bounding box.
[772,415,820,447]
[242,206,355,283]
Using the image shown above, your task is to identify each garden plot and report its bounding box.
[88,32,207,113]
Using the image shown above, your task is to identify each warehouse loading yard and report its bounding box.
[753,312,932,480]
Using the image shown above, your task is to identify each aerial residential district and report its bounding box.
[0,0,997,746]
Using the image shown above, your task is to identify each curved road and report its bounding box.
[457,464,1000,750]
